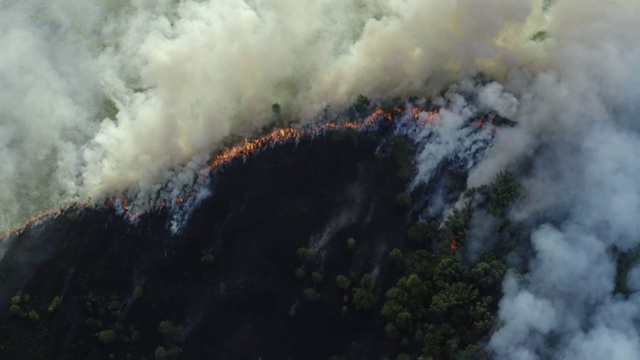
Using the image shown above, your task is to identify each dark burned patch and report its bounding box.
[0,127,494,360]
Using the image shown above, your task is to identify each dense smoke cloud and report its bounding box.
[3,0,640,357]
[466,1,640,359]
[0,0,546,234]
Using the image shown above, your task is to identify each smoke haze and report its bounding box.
[0,0,546,233]
[3,1,640,358]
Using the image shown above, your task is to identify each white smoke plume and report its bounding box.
[465,1,640,359]
[0,0,545,234]
[3,0,640,357]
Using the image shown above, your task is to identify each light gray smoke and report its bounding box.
[0,0,545,234]
[2,1,640,358]
[465,1,640,359]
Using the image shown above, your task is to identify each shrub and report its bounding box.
[335,275,351,290]
[155,346,183,360]
[158,320,177,339]
[346,237,356,250]
[10,296,21,305]
[408,221,439,243]
[303,288,320,302]
[360,273,375,290]
[385,322,400,339]
[396,311,412,330]
[296,247,318,262]
[390,248,403,264]
[28,309,40,321]
[133,286,144,299]
[395,193,412,209]
[201,254,215,264]
[312,271,323,282]
[352,288,375,311]
[353,95,371,113]
[9,304,20,316]
[48,296,62,313]
[98,329,117,344]
[294,267,306,279]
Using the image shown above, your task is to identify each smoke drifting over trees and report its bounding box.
[2,0,640,358]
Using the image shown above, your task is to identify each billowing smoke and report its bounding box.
[465,1,640,359]
[0,0,545,234]
[3,0,640,357]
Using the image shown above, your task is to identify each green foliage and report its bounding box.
[28,310,40,321]
[9,304,20,316]
[98,329,116,344]
[346,237,356,250]
[294,267,306,280]
[385,322,400,339]
[335,275,352,290]
[312,271,323,282]
[408,221,439,243]
[155,346,183,360]
[296,247,318,262]
[471,260,507,291]
[22,294,30,303]
[353,95,371,113]
[390,248,403,264]
[133,286,144,299]
[530,30,549,42]
[48,296,62,313]
[395,193,412,209]
[351,288,375,311]
[402,250,436,279]
[201,254,215,264]
[396,311,412,330]
[360,273,375,290]
[396,354,411,360]
[271,103,281,116]
[444,201,473,244]
[484,171,520,217]
[10,296,21,306]
[158,320,177,339]
[380,246,506,358]
[303,288,320,302]
[85,318,103,329]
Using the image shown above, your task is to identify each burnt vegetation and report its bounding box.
[0,97,525,360]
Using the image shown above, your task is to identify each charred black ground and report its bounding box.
[0,126,510,360]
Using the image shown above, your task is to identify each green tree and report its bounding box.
[28,309,40,321]
[303,288,320,302]
[360,273,375,290]
[352,288,375,311]
[98,329,116,344]
[346,237,356,249]
[353,95,371,113]
[294,267,306,279]
[395,193,412,209]
[335,275,352,290]
[158,320,177,339]
[408,221,439,243]
[390,248,403,264]
[396,311,412,330]
[48,296,62,313]
[133,286,144,299]
[385,322,400,339]
[155,346,183,360]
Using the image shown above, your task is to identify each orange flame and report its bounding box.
[449,235,458,251]
[0,105,487,241]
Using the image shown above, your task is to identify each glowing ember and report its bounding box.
[0,104,492,241]
[450,235,458,251]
